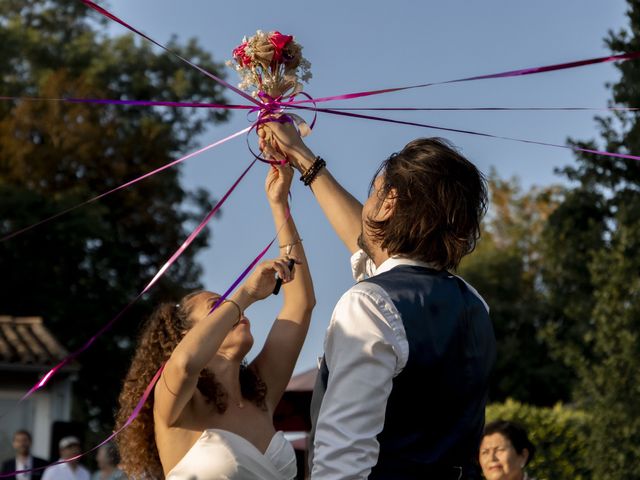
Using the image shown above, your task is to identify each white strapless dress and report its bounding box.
[166,429,297,480]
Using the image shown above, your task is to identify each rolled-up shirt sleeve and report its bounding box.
[310,283,407,479]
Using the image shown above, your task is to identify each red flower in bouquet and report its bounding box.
[233,42,252,67]
[228,30,311,97]
[269,31,293,63]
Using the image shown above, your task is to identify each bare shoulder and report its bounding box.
[155,423,204,475]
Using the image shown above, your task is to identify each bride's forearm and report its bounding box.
[270,203,315,313]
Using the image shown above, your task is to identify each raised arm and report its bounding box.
[251,164,316,410]
[260,122,364,254]
[155,259,289,427]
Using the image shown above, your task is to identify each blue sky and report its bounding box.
[104,0,629,373]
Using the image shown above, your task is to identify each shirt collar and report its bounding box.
[373,255,440,276]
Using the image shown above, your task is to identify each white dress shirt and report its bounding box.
[15,456,32,480]
[41,462,90,480]
[310,251,425,479]
[311,250,489,479]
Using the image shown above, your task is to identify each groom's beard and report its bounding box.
[357,231,374,259]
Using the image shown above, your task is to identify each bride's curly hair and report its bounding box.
[115,293,267,479]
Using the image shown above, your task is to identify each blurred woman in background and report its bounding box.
[479,420,536,480]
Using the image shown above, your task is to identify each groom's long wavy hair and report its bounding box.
[367,137,488,271]
[115,293,266,479]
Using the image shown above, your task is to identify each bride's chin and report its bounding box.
[238,335,254,355]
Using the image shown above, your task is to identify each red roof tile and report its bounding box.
[0,316,70,367]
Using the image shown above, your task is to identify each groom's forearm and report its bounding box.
[292,147,363,254]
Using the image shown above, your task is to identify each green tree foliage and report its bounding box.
[581,208,640,476]
[459,172,571,405]
[0,0,229,431]
[540,0,640,476]
[486,399,591,480]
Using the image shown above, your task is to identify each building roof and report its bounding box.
[274,369,318,433]
[286,367,317,391]
[0,316,72,369]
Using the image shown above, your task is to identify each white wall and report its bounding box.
[0,377,73,461]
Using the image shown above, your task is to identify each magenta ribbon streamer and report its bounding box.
[66,97,253,110]
[79,0,262,108]
[307,106,640,112]
[207,207,292,315]
[1,208,290,475]
[0,96,253,110]
[75,0,640,112]
[5,95,640,113]
[244,91,317,165]
[297,105,640,163]
[208,238,276,315]
[7,1,637,467]
[5,0,639,430]
[0,364,164,479]
[1,213,286,476]
[12,158,257,405]
[1,126,251,242]
[286,51,640,105]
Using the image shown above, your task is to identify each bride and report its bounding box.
[115,163,314,479]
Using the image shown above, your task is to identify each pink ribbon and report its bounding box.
[323,105,640,162]
[79,0,263,108]
[66,98,253,109]
[2,1,638,469]
[4,0,640,414]
[244,91,317,165]
[302,106,640,112]
[10,158,257,404]
[207,208,292,315]
[1,207,292,476]
[1,203,293,476]
[1,126,251,242]
[0,95,252,110]
[0,365,164,478]
[289,104,640,163]
[286,51,640,105]
[5,96,640,112]
[3,39,640,241]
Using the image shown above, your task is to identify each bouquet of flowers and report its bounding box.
[227,30,312,99]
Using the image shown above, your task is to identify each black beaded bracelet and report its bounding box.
[300,156,326,186]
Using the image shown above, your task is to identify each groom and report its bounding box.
[261,125,496,479]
